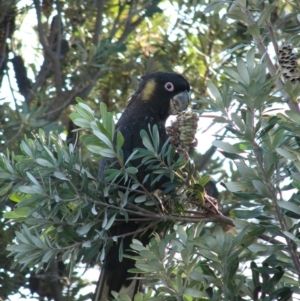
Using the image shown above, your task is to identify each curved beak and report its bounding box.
[168,90,190,115]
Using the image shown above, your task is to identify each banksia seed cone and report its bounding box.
[167,111,199,155]
[11,55,31,97]
[278,44,300,83]
[177,111,199,147]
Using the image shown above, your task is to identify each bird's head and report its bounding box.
[134,72,190,120]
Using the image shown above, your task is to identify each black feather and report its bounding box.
[95,72,190,301]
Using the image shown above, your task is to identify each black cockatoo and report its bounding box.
[95,72,190,301]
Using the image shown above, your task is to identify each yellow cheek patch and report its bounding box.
[140,79,156,100]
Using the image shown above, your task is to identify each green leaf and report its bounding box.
[276,147,296,160]
[246,47,256,75]
[117,131,124,150]
[257,3,277,27]
[277,200,300,215]
[247,24,260,38]
[104,214,116,230]
[184,288,206,298]
[237,58,250,84]
[224,67,246,84]
[141,131,155,152]
[76,102,94,120]
[4,207,30,218]
[21,141,33,158]
[18,186,35,194]
[2,156,14,173]
[125,167,137,174]
[224,181,251,192]
[233,206,264,219]
[0,182,13,196]
[231,113,245,131]
[92,128,113,149]
[252,180,272,198]
[227,9,248,24]
[70,116,91,129]
[53,171,68,180]
[133,292,143,301]
[134,195,147,203]
[87,145,115,158]
[212,140,243,154]
[176,225,187,245]
[285,110,300,125]
[36,158,55,167]
[207,81,222,101]
[77,222,95,235]
[26,172,40,186]
[203,1,228,14]
[236,162,258,178]
[42,250,54,263]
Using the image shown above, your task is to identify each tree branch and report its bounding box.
[33,0,63,95]
[239,4,300,113]
[93,0,104,45]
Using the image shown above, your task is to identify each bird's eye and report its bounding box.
[165,82,174,91]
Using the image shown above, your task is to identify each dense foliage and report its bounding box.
[1,0,300,300]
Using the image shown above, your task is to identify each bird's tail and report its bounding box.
[93,222,145,301]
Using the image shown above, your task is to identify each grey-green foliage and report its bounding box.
[114,224,295,301]
[3,0,300,300]
[3,99,211,274]
[3,93,298,300]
